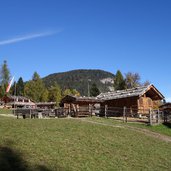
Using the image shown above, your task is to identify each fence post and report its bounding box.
[30,109,31,119]
[105,105,108,118]
[68,105,71,116]
[89,104,92,117]
[157,109,160,124]
[125,107,127,123]
[149,108,152,126]
[164,112,167,123]
[123,106,126,122]
[16,109,19,119]
[91,105,93,117]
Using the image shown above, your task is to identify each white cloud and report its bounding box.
[0,30,61,46]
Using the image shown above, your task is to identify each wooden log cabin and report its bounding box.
[97,84,164,115]
[60,95,103,117]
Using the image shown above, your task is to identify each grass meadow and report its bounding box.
[0,116,171,171]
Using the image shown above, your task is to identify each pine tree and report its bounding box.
[0,60,10,85]
[0,85,6,98]
[114,70,125,90]
[90,83,100,97]
[10,81,16,95]
[0,60,11,97]
[16,77,24,96]
[32,72,40,81]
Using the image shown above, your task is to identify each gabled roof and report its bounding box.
[97,84,164,101]
[61,95,103,104]
[4,95,33,101]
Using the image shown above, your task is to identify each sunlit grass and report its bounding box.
[0,116,171,171]
[86,116,171,137]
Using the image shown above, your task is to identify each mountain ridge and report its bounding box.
[43,69,115,96]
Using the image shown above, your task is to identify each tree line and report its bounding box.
[114,70,150,90]
[0,60,150,105]
[0,61,80,105]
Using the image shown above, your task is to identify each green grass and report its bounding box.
[147,123,171,136]
[0,116,171,171]
[128,122,171,137]
[0,108,13,114]
[86,117,171,137]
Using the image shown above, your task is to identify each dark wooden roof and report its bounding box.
[4,95,34,102]
[61,95,103,104]
[160,103,171,109]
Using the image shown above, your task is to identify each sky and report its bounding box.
[0,0,171,100]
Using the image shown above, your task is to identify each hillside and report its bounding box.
[43,69,115,96]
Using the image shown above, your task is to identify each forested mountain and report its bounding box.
[43,69,115,96]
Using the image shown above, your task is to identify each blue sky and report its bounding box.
[0,0,171,100]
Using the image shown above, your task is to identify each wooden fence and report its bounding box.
[96,106,168,125]
[10,106,171,125]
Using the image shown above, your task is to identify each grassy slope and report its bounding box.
[0,116,171,171]
[86,117,171,137]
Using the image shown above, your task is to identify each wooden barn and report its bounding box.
[97,84,164,114]
[60,95,102,117]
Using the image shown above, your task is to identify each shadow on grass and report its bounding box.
[163,122,171,129]
[0,146,29,171]
[0,141,68,171]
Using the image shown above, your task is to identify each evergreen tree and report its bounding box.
[0,60,10,85]
[16,77,24,96]
[24,72,48,102]
[0,60,11,97]
[0,85,5,98]
[10,81,16,95]
[90,83,100,97]
[114,70,125,90]
[32,72,40,81]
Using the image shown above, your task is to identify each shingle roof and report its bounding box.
[97,84,164,100]
[61,95,103,104]
[8,95,31,101]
